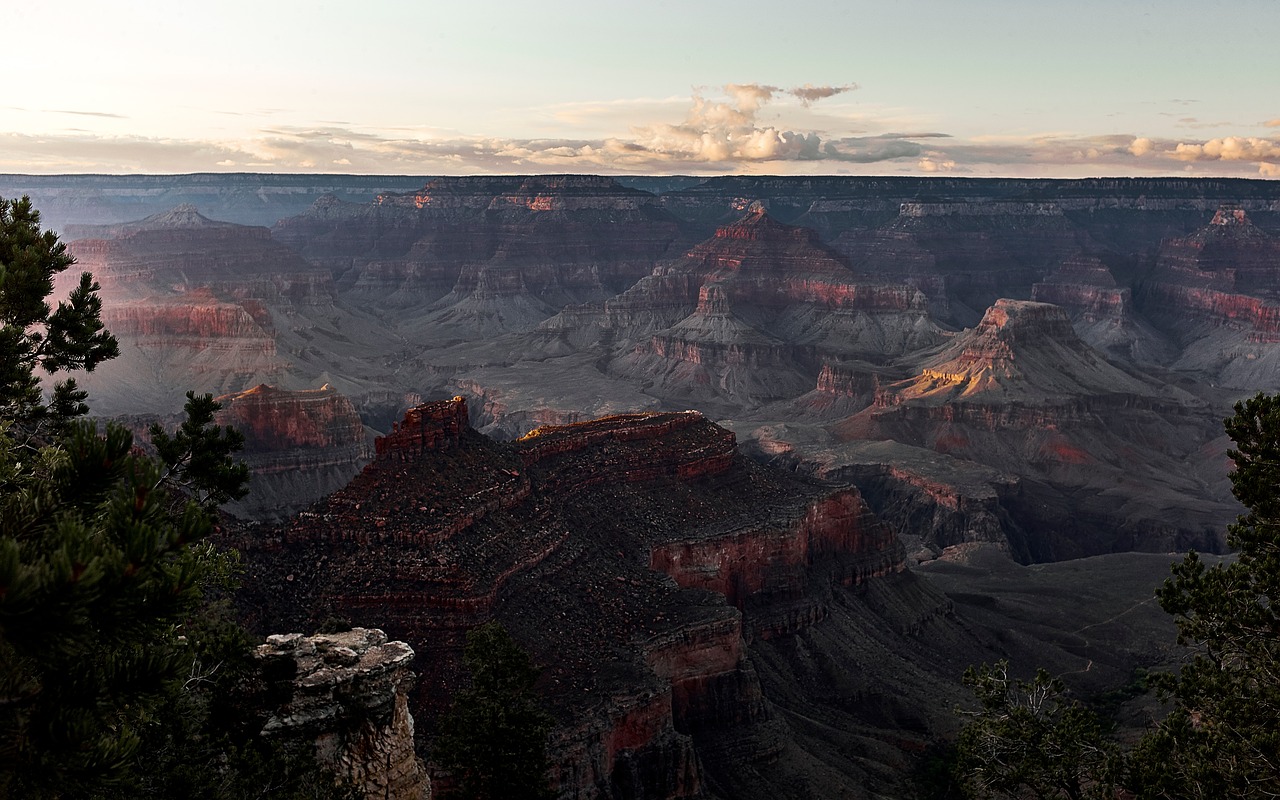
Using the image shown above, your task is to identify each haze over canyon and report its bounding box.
[11,171,1280,798]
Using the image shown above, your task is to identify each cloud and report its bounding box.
[1264,119,1280,128]
[723,83,778,112]
[788,83,858,106]
[917,157,958,173]
[44,109,127,119]
[1171,137,1280,162]
[1129,137,1154,156]
[5,85,1280,178]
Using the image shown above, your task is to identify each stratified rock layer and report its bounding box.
[215,383,374,519]
[841,300,1228,559]
[256,628,429,800]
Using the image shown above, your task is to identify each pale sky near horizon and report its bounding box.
[5,0,1279,177]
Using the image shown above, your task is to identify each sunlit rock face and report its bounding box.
[234,398,978,799]
[214,383,373,520]
[834,299,1227,560]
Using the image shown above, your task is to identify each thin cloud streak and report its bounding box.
[44,109,128,119]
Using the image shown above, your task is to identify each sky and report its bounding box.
[5,0,1279,177]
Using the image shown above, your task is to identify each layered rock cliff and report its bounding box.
[838,300,1229,559]
[63,205,403,416]
[235,397,972,799]
[215,383,374,520]
[1137,207,1280,387]
[273,176,688,339]
[531,206,941,408]
[1031,255,1176,364]
[836,200,1092,326]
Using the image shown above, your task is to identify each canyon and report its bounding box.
[17,173,1280,798]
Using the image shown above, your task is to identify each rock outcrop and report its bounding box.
[256,628,429,800]
[1032,255,1176,364]
[1137,206,1280,388]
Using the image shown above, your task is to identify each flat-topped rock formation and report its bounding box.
[236,397,984,798]
[256,628,428,800]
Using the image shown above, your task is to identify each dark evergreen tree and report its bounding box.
[953,393,1280,799]
[434,622,554,800]
[0,195,116,429]
[1130,392,1280,798]
[953,661,1119,800]
[151,390,251,511]
[0,195,340,798]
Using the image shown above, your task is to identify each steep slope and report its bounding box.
[235,398,991,799]
[1032,255,1176,364]
[835,200,1092,326]
[1137,206,1280,389]
[530,206,941,409]
[273,175,689,340]
[836,300,1230,560]
[63,206,399,415]
[214,384,374,520]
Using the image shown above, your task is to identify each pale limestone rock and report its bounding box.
[256,627,429,800]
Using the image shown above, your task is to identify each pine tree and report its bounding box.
[0,195,266,796]
[1131,393,1280,798]
[434,622,554,800]
[0,195,117,430]
[952,393,1280,799]
[953,662,1119,800]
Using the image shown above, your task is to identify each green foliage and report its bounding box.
[1131,392,1280,798]
[953,392,1280,799]
[434,621,554,800]
[0,196,117,429]
[0,419,218,796]
[87,546,355,800]
[953,661,1119,800]
[150,391,251,511]
[0,195,342,798]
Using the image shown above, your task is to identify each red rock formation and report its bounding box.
[375,396,471,458]
[237,401,907,798]
[527,207,941,406]
[68,204,334,306]
[211,384,374,520]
